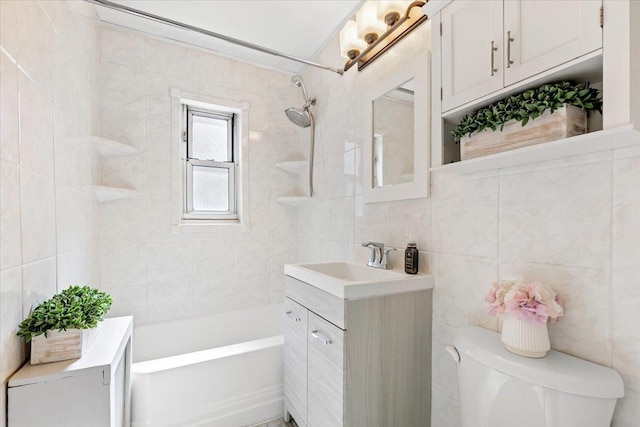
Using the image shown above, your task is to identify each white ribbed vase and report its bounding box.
[501,314,550,358]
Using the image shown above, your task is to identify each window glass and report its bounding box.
[192,165,229,211]
[191,114,229,161]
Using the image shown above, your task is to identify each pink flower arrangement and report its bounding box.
[485,280,564,325]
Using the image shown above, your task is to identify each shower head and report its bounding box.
[285,75,315,128]
[285,107,311,128]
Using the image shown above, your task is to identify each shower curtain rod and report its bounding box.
[85,0,345,75]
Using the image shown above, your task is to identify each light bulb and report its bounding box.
[339,20,366,59]
[356,1,387,44]
[377,1,412,26]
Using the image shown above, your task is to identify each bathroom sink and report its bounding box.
[284,261,433,299]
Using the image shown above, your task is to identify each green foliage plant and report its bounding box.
[452,81,602,142]
[17,286,113,343]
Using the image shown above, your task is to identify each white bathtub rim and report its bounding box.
[132,335,284,374]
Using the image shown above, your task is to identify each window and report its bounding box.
[183,105,238,221]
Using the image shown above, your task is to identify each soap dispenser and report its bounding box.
[404,241,418,274]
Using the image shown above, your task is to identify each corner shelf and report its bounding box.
[92,136,138,157]
[430,125,640,175]
[275,160,308,174]
[92,186,138,203]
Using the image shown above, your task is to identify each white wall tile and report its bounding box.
[147,282,194,322]
[612,270,640,392]
[192,237,234,282]
[18,72,54,178]
[330,197,355,243]
[0,266,24,384]
[99,242,146,288]
[145,72,190,116]
[22,257,57,315]
[612,388,640,427]
[0,50,19,163]
[99,26,145,69]
[99,198,147,243]
[190,50,235,86]
[20,169,56,263]
[57,247,95,289]
[104,285,148,324]
[99,106,145,150]
[145,39,191,78]
[612,155,640,274]
[194,278,235,316]
[0,160,21,270]
[431,173,499,258]
[431,321,459,401]
[0,382,5,427]
[500,161,611,269]
[55,184,91,254]
[99,62,145,111]
[53,109,80,185]
[386,197,431,250]
[146,241,192,284]
[0,1,19,59]
[431,253,499,330]
[17,1,54,96]
[430,389,460,427]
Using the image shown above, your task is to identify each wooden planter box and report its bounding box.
[30,324,102,365]
[460,105,587,160]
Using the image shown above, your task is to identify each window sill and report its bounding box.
[172,220,250,234]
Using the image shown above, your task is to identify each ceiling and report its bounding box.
[95,0,364,74]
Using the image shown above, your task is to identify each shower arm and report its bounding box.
[84,0,345,76]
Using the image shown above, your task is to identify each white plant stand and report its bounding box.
[8,316,133,427]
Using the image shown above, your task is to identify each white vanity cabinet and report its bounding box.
[283,275,432,427]
[441,0,603,112]
[8,317,133,427]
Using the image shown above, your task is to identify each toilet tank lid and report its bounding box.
[454,327,624,399]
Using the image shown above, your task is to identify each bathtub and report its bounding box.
[131,304,284,427]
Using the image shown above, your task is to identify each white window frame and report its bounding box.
[170,88,250,231]
[183,106,237,220]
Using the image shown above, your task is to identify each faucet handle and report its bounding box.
[361,242,383,264]
[381,247,396,269]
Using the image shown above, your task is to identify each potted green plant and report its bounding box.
[17,286,113,365]
[452,81,602,160]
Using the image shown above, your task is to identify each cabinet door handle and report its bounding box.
[285,311,301,322]
[506,30,514,68]
[490,40,498,76]
[311,330,332,345]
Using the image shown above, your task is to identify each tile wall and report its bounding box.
[96,26,303,324]
[0,1,100,424]
[300,22,640,427]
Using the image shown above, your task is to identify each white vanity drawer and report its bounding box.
[307,312,345,427]
[284,298,308,422]
[285,275,345,330]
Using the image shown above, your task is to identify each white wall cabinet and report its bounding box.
[8,317,133,427]
[283,276,432,427]
[441,0,504,111]
[441,0,602,112]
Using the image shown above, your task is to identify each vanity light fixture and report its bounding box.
[340,0,428,72]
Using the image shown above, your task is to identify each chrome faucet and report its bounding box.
[361,242,396,270]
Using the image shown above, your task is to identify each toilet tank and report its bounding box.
[453,327,624,427]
